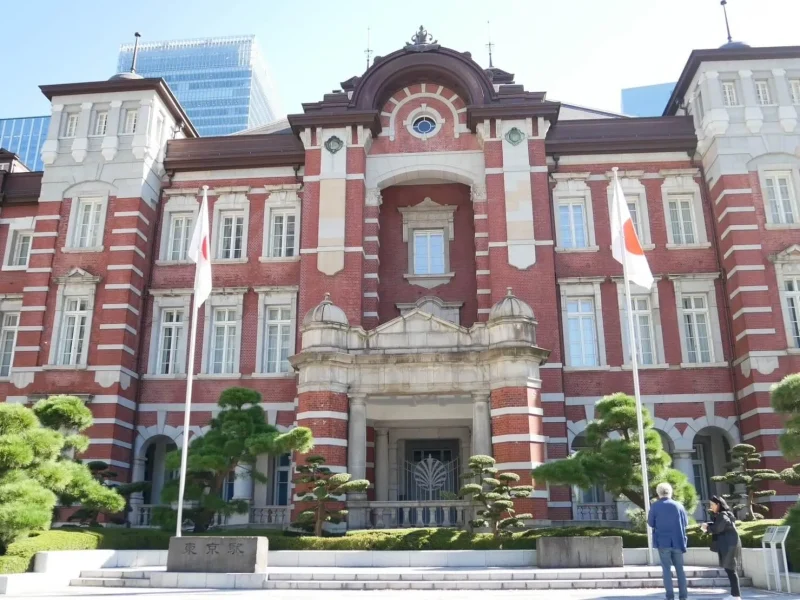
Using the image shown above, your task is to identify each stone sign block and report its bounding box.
[167,536,268,573]
[536,536,623,568]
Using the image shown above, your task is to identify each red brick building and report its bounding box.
[1,32,798,527]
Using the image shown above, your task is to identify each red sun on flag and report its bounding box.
[623,220,644,256]
[201,236,209,260]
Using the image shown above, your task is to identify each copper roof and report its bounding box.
[164,132,304,172]
[546,116,696,155]
[0,171,42,204]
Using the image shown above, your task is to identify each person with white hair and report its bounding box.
[647,482,689,600]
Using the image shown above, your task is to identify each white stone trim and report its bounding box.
[735,328,776,341]
[714,188,752,205]
[552,173,597,250]
[756,163,800,226]
[111,228,148,242]
[559,280,607,368]
[47,269,100,367]
[387,90,461,141]
[211,191,249,261]
[1,216,34,271]
[114,211,151,225]
[262,187,301,260]
[111,245,146,259]
[495,461,543,470]
[107,264,144,278]
[159,194,198,261]
[671,275,724,365]
[727,264,765,277]
[105,283,141,296]
[254,286,298,376]
[296,411,348,420]
[717,206,756,222]
[723,244,762,260]
[742,428,784,441]
[729,285,769,299]
[63,185,111,250]
[490,406,544,417]
[606,175,652,246]
[720,224,758,240]
[311,438,348,447]
[732,306,772,320]
[491,434,547,444]
[404,104,446,140]
[615,280,666,367]
[200,291,246,375]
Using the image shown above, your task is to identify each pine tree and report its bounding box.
[458,455,533,541]
[711,443,781,521]
[293,455,370,537]
[0,396,124,551]
[531,393,698,512]
[772,373,800,459]
[155,387,313,532]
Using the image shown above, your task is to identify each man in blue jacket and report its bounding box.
[648,482,689,600]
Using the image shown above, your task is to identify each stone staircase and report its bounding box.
[71,566,749,591]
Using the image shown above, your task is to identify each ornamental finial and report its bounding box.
[406,25,438,49]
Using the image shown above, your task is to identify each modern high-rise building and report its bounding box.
[621,82,676,116]
[117,35,281,137]
[0,116,50,170]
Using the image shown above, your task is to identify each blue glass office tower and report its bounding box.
[118,36,280,137]
[621,82,676,117]
[0,116,49,171]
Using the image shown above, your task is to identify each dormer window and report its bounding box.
[123,109,138,134]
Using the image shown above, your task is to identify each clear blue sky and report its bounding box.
[3,0,799,119]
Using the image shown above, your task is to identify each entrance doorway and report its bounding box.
[401,439,461,501]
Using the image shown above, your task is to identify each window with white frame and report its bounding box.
[629,296,655,366]
[92,111,108,137]
[763,172,797,225]
[755,80,772,105]
[62,113,79,139]
[413,229,445,275]
[122,109,138,134]
[210,308,238,374]
[216,212,245,260]
[157,308,185,375]
[558,199,588,249]
[264,306,292,374]
[566,298,598,367]
[72,197,104,248]
[667,196,697,245]
[269,211,296,258]
[722,81,738,106]
[6,230,32,268]
[627,200,642,239]
[58,297,90,366]
[784,276,800,348]
[618,283,665,367]
[167,213,193,261]
[791,80,800,105]
[0,312,18,377]
[272,454,291,506]
[681,295,713,364]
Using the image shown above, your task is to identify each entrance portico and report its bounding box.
[291,289,550,529]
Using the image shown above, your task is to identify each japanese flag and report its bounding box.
[611,170,653,290]
[187,186,212,307]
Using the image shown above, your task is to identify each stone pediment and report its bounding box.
[771,244,800,263]
[361,309,486,351]
[54,267,101,285]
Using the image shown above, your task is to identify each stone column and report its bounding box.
[772,68,799,131]
[128,457,147,526]
[672,451,695,486]
[460,434,472,468]
[101,100,122,161]
[228,464,254,525]
[70,102,93,162]
[132,99,153,159]
[150,441,167,505]
[347,394,368,528]
[374,428,389,501]
[388,437,399,502]
[739,69,764,133]
[471,391,492,457]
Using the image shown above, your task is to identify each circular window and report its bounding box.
[412,116,437,136]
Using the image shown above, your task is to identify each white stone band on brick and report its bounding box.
[735,328,776,341]
[742,428,785,440]
[723,244,761,260]
[732,306,772,320]
[296,411,349,421]
[729,285,768,299]
[491,434,547,444]
[110,245,146,259]
[490,406,544,417]
[714,188,753,205]
[102,303,140,316]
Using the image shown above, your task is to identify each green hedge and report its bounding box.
[0,520,783,575]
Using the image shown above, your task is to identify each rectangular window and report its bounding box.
[627,200,642,239]
[413,229,445,275]
[764,172,796,224]
[791,79,800,105]
[58,297,89,366]
[210,308,238,374]
[722,81,738,106]
[629,297,655,366]
[167,213,193,261]
[74,198,104,248]
[668,196,697,245]
[155,114,165,143]
[273,453,291,506]
[0,312,18,377]
[63,114,79,138]
[158,309,184,375]
[92,111,108,137]
[123,109,138,134]
[264,306,291,374]
[217,212,245,260]
[695,91,705,121]
[784,277,800,347]
[558,199,587,248]
[270,212,296,258]
[682,295,713,363]
[8,231,32,267]
[566,298,598,367]
[755,80,772,105]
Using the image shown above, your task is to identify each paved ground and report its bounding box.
[15,587,800,600]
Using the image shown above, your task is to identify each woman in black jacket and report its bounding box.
[701,495,742,600]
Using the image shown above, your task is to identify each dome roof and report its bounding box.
[108,72,144,81]
[303,293,349,327]
[719,40,750,50]
[488,288,535,321]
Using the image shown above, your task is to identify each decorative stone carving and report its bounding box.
[324,135,344,154]
[398,197,457,242]
[470,184,487,203]
[505,127,525,146]
[396,296,463,325]
[365,188,383,207]
[405,26,440,52]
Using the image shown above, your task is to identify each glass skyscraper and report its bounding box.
[0,116,50,171]
[118,35,280,137]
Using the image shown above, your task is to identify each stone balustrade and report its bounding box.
[348,500,473,529]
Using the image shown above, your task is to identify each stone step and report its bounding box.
[71,578,152,588]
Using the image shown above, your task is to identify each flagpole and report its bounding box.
[613,167,654,564]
